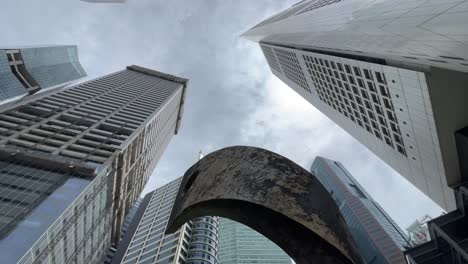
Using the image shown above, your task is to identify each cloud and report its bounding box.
[0,0,442,231]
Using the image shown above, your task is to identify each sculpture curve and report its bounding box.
[166,146,362,264]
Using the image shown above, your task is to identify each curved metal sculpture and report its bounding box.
[166,146,362,264]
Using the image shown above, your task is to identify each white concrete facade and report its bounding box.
[245,0,468,211]
[244,0,468,74]
[259,43,461,211]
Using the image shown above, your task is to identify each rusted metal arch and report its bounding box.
[166,146,362,264]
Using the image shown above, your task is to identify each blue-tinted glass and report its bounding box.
[0,50,27,102]
[20,46,86,89]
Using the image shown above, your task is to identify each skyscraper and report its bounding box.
[243,0,468,211]
[0,45,86,104]
[311,156,410,264]
[184,151,220,264]
[111,177,220,264]
[0,65,187,264]
[186,215,220,263]
[218,218,291,264]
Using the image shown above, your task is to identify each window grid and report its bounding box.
[122,178,189,264]
[302,54,407,156]
[260,46,281,73]
[274,48,311,93]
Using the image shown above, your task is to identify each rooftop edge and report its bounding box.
[127,65,189,85]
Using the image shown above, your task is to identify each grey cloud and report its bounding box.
[0,0,441,230]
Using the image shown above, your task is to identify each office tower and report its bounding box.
[0,45,86,104]
[218,218,291,264]
[111,177,220,264]
[0,65,187,264]
[406,215,432,246]
[311,157,410,264]
[110,178,190,264]
[186,216,220,263]
[185,151,220,264]
[244,0,468,211]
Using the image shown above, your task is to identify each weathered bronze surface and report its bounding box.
[166,146,362,264]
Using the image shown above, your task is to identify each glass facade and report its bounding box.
[111,177,221,264]
[311,157,410,264]
[186,216,220,264]
[218,218,291,264]
[112,178,191,264]
[0,66,187,264]
[20,46,86,89]
[9,164,114,264]
[0,161,80,240]
[118,178,189,264]
[0,46,86,105]
[0,50,28,102]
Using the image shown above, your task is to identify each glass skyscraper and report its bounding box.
[311,156,410,264]
[218,218,291,264]
[0,45,86,104]
[0,65,187,264]
[111,177,220,264]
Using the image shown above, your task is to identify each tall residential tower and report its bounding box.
[0,65,187,264]
[311,157,410,264]
[0,45,86,104]
[244,0,468,210]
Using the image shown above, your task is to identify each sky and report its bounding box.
[0,0,443,230]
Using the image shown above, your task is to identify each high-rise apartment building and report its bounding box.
[244,0,468,211]
[218,218,291,264]
[0,65,187,264]
[311,156,410,264]
[111,177,220,264]
[0,45,86,104]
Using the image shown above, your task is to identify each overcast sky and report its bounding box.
[1,0,443,230]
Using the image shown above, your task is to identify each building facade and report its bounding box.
[0,65,187,264]
[218,218,291,264]
[311,156,410,264]
[111,177,220,264]
[186,216,220,264]
[244,0,468,211]
[111,178,191,264]
[0,45,86,104]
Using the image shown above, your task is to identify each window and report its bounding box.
[302,52,407,157]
